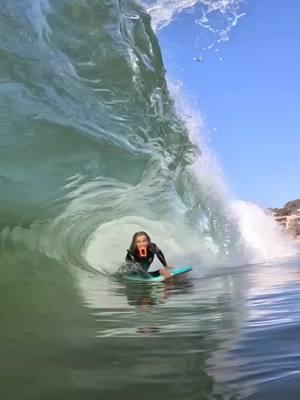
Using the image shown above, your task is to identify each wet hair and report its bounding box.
[129,231,151,254]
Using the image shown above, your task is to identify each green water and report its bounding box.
[1,0,300,398]
[1,256,300,399]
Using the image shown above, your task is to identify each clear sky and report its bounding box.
[156,0,300,208]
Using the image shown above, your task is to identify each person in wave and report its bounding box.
[125,231,171,279]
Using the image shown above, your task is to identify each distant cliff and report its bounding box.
[270,199,300,217]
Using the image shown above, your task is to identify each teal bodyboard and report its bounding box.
[125,265,193,282]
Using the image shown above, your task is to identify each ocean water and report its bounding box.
[0,0,299,399]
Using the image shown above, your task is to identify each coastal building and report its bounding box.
[270,200,300,242]
[274,214,300,241]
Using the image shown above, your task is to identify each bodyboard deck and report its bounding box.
[125,265,193,282]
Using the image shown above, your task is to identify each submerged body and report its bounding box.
[126,242,167,275]
[125,232,171,278]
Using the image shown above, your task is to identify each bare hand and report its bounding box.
[159,268,172,279]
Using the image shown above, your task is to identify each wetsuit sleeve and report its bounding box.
[126,250,135,263]
[152,243,167,267]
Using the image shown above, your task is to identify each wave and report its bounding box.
[0,0,296,276]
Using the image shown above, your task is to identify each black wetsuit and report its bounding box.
[126,242,167,276]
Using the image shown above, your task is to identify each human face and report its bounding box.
[135,234,149,256]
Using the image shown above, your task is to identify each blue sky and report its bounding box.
[156,0,300,208]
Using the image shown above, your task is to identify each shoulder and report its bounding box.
[149,242,160,252]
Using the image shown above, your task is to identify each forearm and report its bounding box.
[156,250,167,267]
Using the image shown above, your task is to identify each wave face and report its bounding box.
[0,0,294,274]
